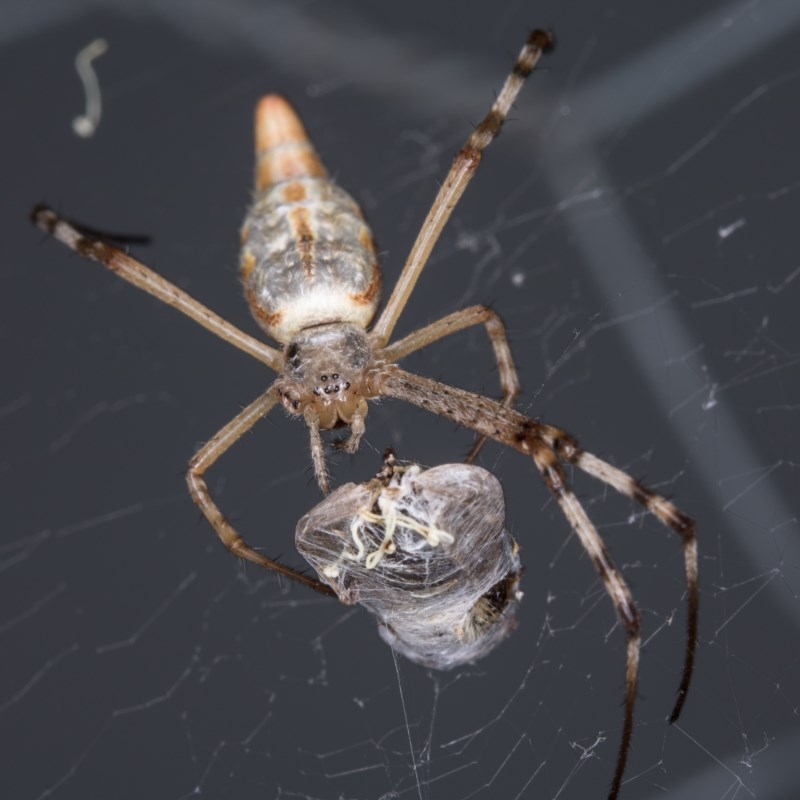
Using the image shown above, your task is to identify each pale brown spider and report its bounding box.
[32,29,697,799]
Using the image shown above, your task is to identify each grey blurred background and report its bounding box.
[2,0,799,798]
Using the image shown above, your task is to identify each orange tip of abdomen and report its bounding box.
[256,95,308,152]
[255,94,327,190]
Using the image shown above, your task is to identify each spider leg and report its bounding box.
[540,428,699,723]
[187,388,334,595]
[379,305,520,462]
[31,205,283,371]
[530,445,640,800]
[377,366,698,798]
[371,29,553,346]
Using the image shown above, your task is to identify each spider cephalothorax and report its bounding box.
[276,324,374,444]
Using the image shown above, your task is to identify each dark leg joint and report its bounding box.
[529,29,555,53]
[31,204,56,232]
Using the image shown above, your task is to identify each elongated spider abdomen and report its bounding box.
[240,95,381,344]
[296,459,522,669]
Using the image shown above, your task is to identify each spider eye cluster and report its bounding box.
[296,461,522,669]
[313,373,352,397]
[278,324,373,422]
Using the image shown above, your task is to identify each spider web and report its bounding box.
[3,0,799,798]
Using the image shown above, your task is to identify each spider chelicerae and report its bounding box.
[32,29,697,799]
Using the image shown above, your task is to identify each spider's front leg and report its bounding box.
[378,305,520,462]
[541,424,699,722]
[378,366,699,800]
[370,29,554,346]
[529,443,642,800]
[187,388,334,595]
[31,206,283,370]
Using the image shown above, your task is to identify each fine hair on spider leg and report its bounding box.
[31,27,696,799]
[377,368,698,800]
[296,451,522,669]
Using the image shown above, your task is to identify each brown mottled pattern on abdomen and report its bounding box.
[240,176,380,344]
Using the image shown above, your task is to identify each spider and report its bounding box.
[32,29,697,799]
